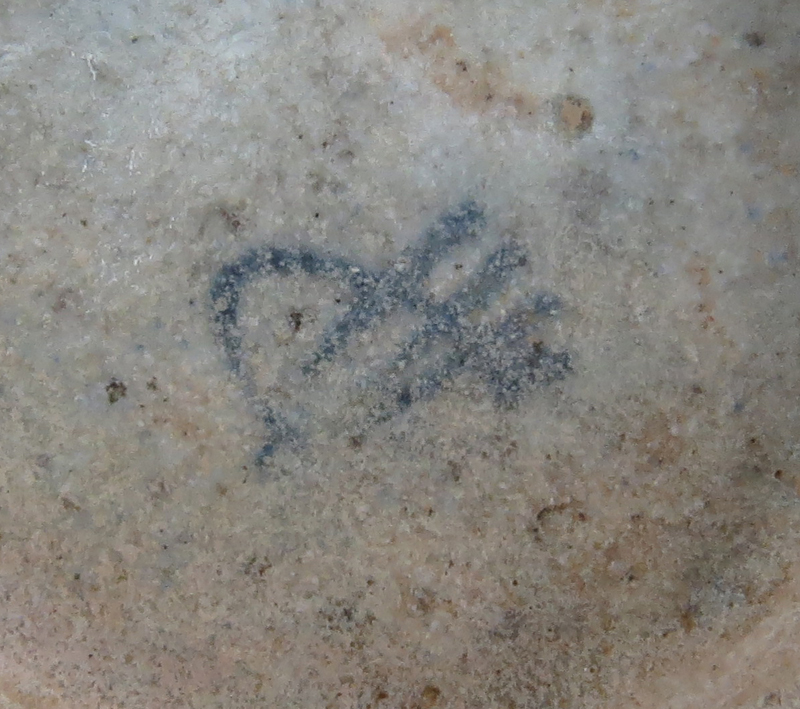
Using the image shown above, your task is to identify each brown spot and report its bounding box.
[146,377,159,391]
[52,287,81,313]
[411,587,436,615]
[219,207,243,233]
[288,311,304,332]
[632,412,686,470]
[147,479,170,501]
[686,256,712,287]
[60,496,81,512]
[420,685,441,707]
[243,555,272,579]
[536,500,571,522]
[106,378,127,404]
[558,95,594,136]
[446,460,461,482]
[419,25,455,49]
[679,606,697,633]
[380,18,539,122]
[373,688,389,703]
[744,31,765,47]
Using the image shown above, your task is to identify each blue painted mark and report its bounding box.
[210,200,571,467]
[745,205,762,221]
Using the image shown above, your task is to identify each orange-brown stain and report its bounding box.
[380,18,539,122]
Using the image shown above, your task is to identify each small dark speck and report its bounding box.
[744,31,765,47]
[314,212,320,219]
[106,378,127,404]
[130,36,139,43]
[146,377,159,391]
[80,219,88,227]
[289,311,304,332]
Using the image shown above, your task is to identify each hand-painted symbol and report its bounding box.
[210,200,571,467]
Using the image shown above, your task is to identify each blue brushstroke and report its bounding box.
[210,199,571,468]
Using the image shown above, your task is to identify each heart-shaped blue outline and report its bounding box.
[210,200,570,467]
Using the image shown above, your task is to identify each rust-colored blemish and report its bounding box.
[614,2,636,18]
[0,679,62,709]
[679,605,697,633]
[379,17,539,122]
[685,255,724,333]
[632,412,687,470]
[420,684,442,708]
[686,256,712,287]
[558,95,595,136]
[419,24,455,50]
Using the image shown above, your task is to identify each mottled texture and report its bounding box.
[1,0,799,707]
